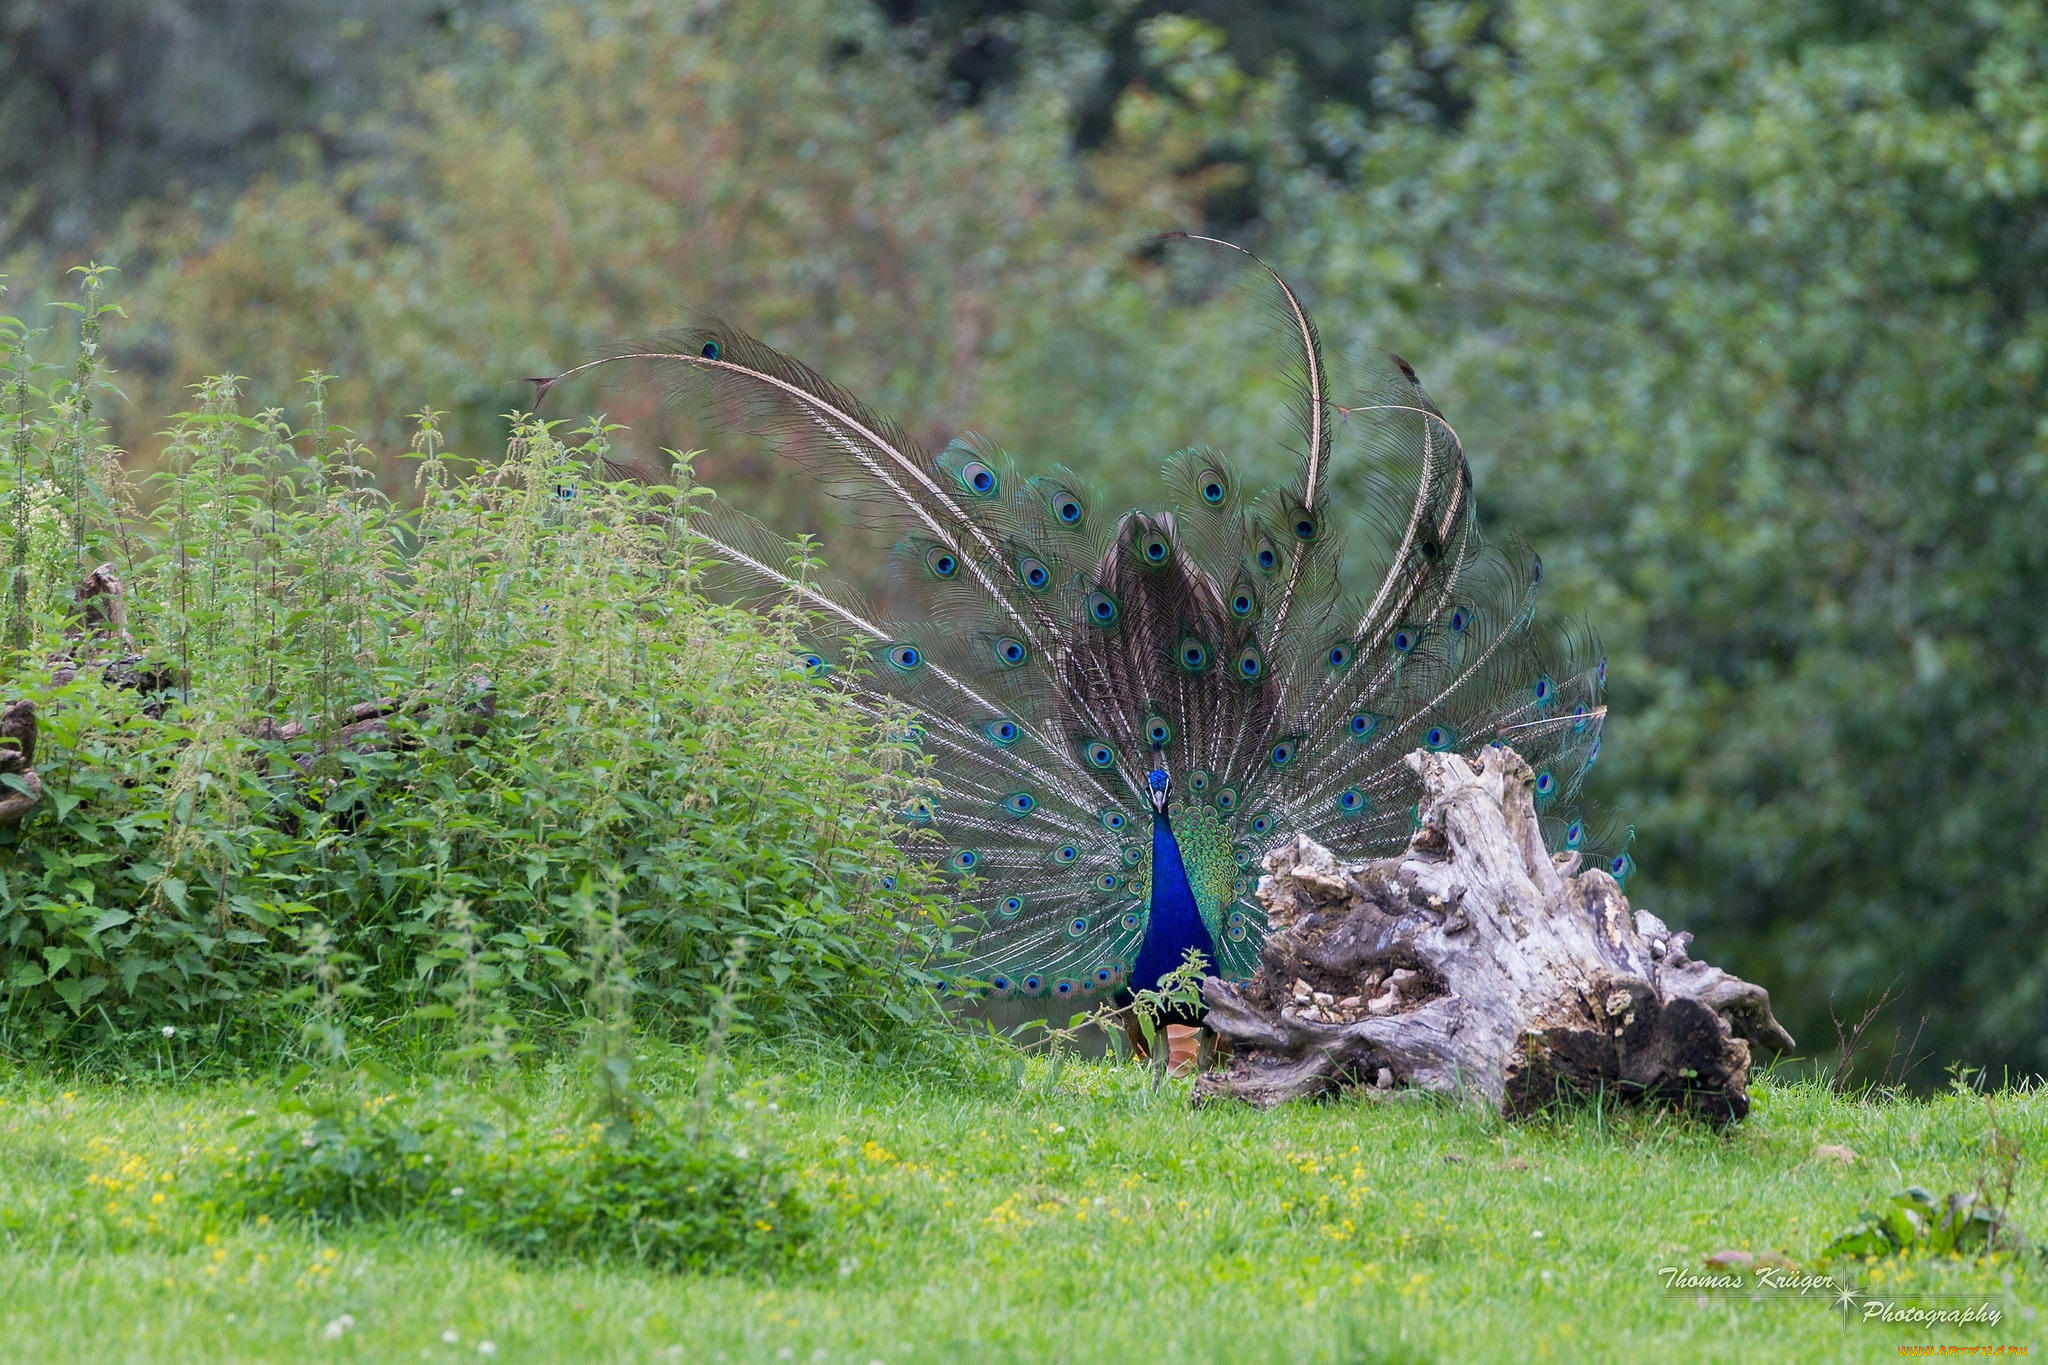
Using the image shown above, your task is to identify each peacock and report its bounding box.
[532,235,1613,1018]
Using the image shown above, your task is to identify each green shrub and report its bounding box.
[220,1082,815,1272]
[1,272,950,1061]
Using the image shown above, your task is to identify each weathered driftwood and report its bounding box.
[1194,745,1794,1122]
[0,699,38,827]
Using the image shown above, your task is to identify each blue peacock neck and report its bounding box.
[1130,806,1218,996]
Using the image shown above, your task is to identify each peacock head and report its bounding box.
[1147,767,1171,816]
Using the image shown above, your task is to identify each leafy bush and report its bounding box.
[220,1079,815,1272]
[1,272,949,1060]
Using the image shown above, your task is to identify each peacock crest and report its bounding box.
[535,235,1611,1005]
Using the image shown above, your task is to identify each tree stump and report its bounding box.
[1194,745,1795,1122]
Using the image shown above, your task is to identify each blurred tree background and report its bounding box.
[5,0,2046,1081]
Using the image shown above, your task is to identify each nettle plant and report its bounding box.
[0,274,950,1062]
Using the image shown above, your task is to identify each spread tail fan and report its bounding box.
[532,236,1615,1005]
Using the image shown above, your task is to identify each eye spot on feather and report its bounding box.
[881,875,897,891]
[1083,740,1115,770]
[1094,967,1115,987]
[1256,543,1279,572]
[1230,590,1255,618]
[1250,813,1273,835]
[983,719,1020,746]
[999,895,1024,918]
[1000,791,1037,817]
[794,652,829,676]
[995,636,1029,668]
[699,340,721,360]
[1235,645,1264,680]
[1348,712,1379,741]
[1140,532,1172,565]
[1391,628,1419,655]
[1534,772,1556,803]
[1424,726,1456,751]
[1145,716,1174,748]
[1053,979,1077,998]
[1018,557,1052,591]
[1214,787,1238,813]
[1021,975,1045,997]
[1067,917,1090,938]
[1054,844,1081,865]
[1533,675,1555,705]
[887,643,923,671]
[1571,703,1591,733]
[954,460,998,497]
[1326,641,1353,669]
[1530,554,1544,585]
[1100,809,1126,832]
[1269,739,1297,768]
[1586,737,1602,768]
[1121,844,1143,866]
[1050,489,1084,524]
[1564,821,1586,849]
[948,849,981,872]
[1233,848,1251,868]
[1293,514,1318,541]
[1609,852,1634,881]
[902,798,935,824]
[1121,911,1143,931]
[926,548,960,579]
[1179,637,1210,673]
[1188,769,1212,794]
[1420,537,1441,561]
[1336,788,1366,815]
[1227,921,1249,942]
[989,974,1013,996]
[1448,606,1471,634]
[1200,473,1226,504]
[1096,873,1121,892]
[1086,591,1121,627]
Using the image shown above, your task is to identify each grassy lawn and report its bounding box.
[0,1054,2041,1363]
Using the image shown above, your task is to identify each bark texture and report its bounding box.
[1194,745,1795,1122]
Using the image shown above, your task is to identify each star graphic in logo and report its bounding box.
[1832,1284,1864,1313]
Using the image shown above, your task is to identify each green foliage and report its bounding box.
[1821,1184,2042,1264]
[219,1080,815,1273]
[0,276,949,1061]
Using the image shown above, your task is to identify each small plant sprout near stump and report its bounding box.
[1194,744,1795,1121]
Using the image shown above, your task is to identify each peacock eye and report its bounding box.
[1610,853,1633,879]
[796,652,826,674]
[1086,591,1120,627]
[1231,591,1254,617]
[1145,717,1173,746]
[1001,792,1037,816]
[1227,922,1248,942]
[927,548,960,578]
[1257,544,1278,571]
[1251,814,1272,834]
[1096,874,1120,892]
[1122,844,1142,866]
[989,975,1012,994]
[1448,606,1471,634]
[1269,740,1296,767]
[1348,712,1378,740]
[1336,789,1365,814]
[1391,628,1418,654]
[1055,845,1080,864]
[949,849,980,871]
[1530,554,1544,585]
[1586,737,1602,768]
[1236,646,1264,680]
[1100,809,1126,831]
[1425,726,1455,751]
[1215,788,1237,812]
[1179,638,1209,672]
[1326,641,1353,669]
[902,798,934,823]
[1188,770,1211,793]
[1122,911,1143,931]
[1565,821,1585,848]
[882,875,897,890]
[1052,490,1084,524]
[984,719,1020,746]
[1001,895,1024,916]
[1084,741,1115,769]
[1535,772,1555,797]
[1068,917,1090,938]
[1095,967,1114,985]
[1533,675,1554,703]
[1571,703,1590,732]
[996,636,1029,668]
[1022,975,1044,995]
[1140,532,1171,564]
[959,461,998,496]
[1293,514,1318,541]
[1200,474,1225,504]
[888,643,922,670]
[1597,658,1608,686]
[1019,557,1051,590]
[700,340,721,360]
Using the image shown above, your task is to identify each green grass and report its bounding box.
[1,1056,2042,1363]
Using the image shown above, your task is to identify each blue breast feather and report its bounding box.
[1129,811,1217,995]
